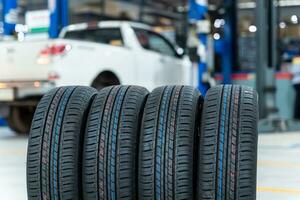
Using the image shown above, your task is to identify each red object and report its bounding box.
[215,72,292,81]
[40,44,66,56]
[275,72,292,80]
[231,73,250,80]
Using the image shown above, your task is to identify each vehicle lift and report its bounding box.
[189,0,235,95]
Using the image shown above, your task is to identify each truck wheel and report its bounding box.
[27,86,97,200]
[7,106,35,134]
[138,86,201,200]
[83,86,148,200]
[197,85,258,200]
[92,71,120,91]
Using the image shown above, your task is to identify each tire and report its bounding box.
[27,86,97,200]
[7,106,35,134]
[91,72,120,91]
[197,85,258,200]
[82,85,149,200]
[138,86,201,200]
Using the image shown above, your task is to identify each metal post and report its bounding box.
[0,0,3,24]
[139,0,146,22]
[265,0,279,118]
[177,0,189,49]
[49,0,69,38]
[270,0,279,70]
[49,0,59,38]
[3,0,17,36]
[222,0,236,84]
[256,0,278,119]
[188,0,209,95]
[61,0,69,28]
[256,0,268,117]
[198,33,208,95]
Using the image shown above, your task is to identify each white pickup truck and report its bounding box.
[0,21,193,134]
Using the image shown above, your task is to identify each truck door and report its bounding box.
[133,28,186,90]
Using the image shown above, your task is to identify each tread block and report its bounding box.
[197,85,258,200]
[83,86,149,200]
[27,86,97,200]
[138,86,201,200]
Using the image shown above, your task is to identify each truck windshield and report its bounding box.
[63,28,124,46]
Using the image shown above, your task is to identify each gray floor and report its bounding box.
[0,127,300,200]
[0,128,27,200]
[257,133,300,200]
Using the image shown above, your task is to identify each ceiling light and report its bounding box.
[213,33,220,40]
[249,25,257,33]
[291,15,298,24]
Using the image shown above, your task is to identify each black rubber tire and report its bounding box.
[6,106,35,134]
[82,85,149,200]
[197,85,258,200]
[138,86,201,200]
[27,86,97,200]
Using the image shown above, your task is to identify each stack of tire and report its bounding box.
[27,84,258,200]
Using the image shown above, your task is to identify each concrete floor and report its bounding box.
[257,132,300,199]
[0,127,300,200]
[0,128,27,200]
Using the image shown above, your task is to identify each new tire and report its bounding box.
[82,86,149,200]
[197,85,258,200]
[138,86,201,200]
[27,86,97,200]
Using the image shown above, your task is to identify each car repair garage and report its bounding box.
[0,0,300,199]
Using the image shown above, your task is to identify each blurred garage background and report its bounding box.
[1,0,300,199]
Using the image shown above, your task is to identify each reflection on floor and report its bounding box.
[0,127,300,200]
